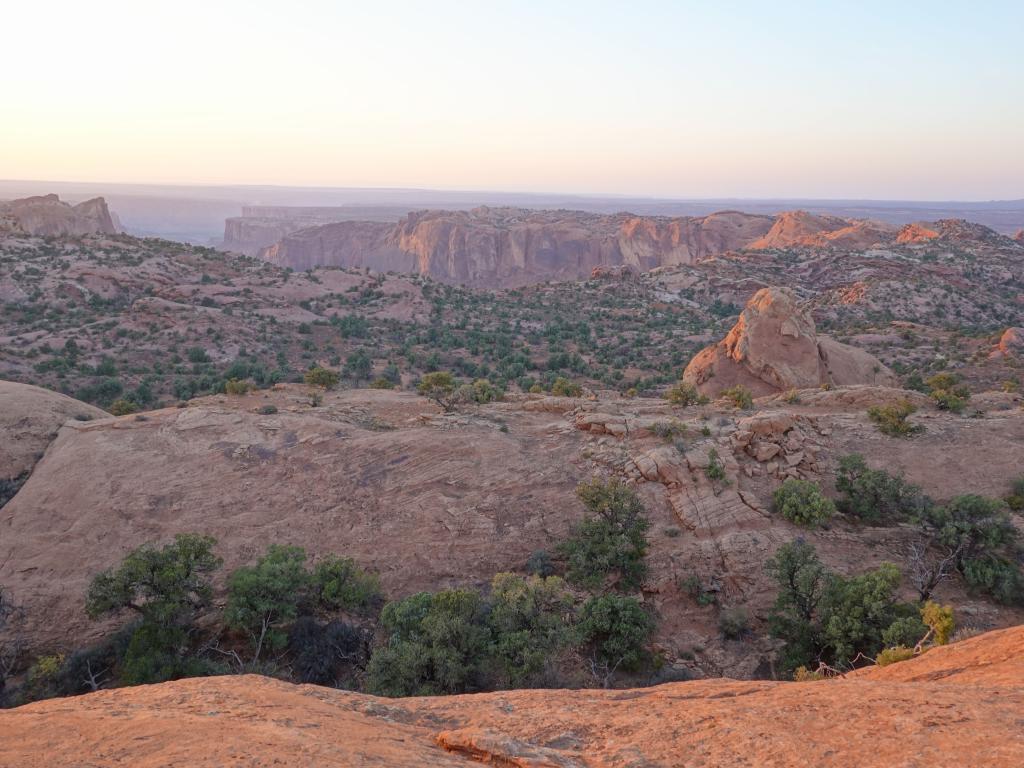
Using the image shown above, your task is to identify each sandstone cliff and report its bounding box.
[683,287,897,396]
[0,194,118,236]
[255,206,996,288]
[1,625,1021,767]
[259,207,776,287]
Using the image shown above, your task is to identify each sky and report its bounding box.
[2,1,1022,200]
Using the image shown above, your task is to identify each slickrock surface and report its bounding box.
[1,624,1021,767]
[3,383,1022,671]
[0,380,108,482]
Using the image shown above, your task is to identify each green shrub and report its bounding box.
[650,420,687,440]
[925,373,970,413]
[875,645,916,667]
[773,479,835,527]
[558,479,649,591]
[87,534,221,627]
[921,601,955,645]
[224,545,311,661]
[718,607,749,639]
[682,574,717,606]
[470,378,502,403]
[304,366,339,389]
[793,665,823,681]
[1006,476,1024,511]
[578,594,654,675]
[417,371,457,410]
[550,377,583,397]
[109,398,138,416]
[487,573,576,687]
[721,385,753,410]
[924,494,1022,604]
[704,448,728,484]
[86,535,221,684]
[525,550,555,577]
[665,381,700,406]
[365,589,490,696]
[867,400,923,437]
[835,454,929,523]
[224,378,251,395]
[766,541,919,674]
[311,555,382,614]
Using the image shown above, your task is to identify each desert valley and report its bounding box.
[0,190,1022,765]
[3,2,1023,763]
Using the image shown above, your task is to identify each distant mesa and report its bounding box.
[237,205,1016,288]
[682,286,897,397]
[0,194,118,237]
[251,207,778,288]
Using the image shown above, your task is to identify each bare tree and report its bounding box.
[908,539,962,601]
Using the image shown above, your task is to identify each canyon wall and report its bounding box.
[246,205,1017,288]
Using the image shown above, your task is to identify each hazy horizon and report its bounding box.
[3,1,1022,201]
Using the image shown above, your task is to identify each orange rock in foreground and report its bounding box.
[1,625,1022,767]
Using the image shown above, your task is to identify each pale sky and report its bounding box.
[2,1,1022,200]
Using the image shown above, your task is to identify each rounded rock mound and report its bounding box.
[683,287,897,397]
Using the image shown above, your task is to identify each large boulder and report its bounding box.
[0,380,108,489]
[682,287,896,397]
[993,327,1024,358]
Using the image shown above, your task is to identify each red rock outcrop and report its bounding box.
[746,210,895,250]
[896,218,1019,248]
[993,327,1024,358]
[683,287,897,396]
[0,194,118,236]
[1,625,1021,767]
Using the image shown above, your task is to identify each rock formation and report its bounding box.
[1,625,1021,767]
[896,218,1021,248]
[683,287,897,397]
[0,194,118,236]
[258,207,778,287]
[993,327,1024,358]
[0,381,108,495]
[259,220,401,272]
[222,206,404,256]
[246,206,1019,288]
[747,210,896,250]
